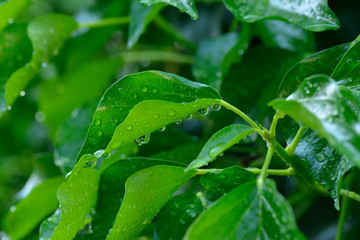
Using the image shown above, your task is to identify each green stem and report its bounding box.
[286,126,306,155]
[120,51,194,64]
[269,112,280,138]
[258,146,275,184]
[153,16,197,52]
[196,167,295,176]
[220,100,262,131]
[340,189,360,202]
[336,193,350,240]
[78,16,130,29]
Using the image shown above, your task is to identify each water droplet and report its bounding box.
[126,125,133,131]
[111,140,123,149]
[9,206,16,212]
[179,218,186,224]
[41,62,47,68]
[167,109,176,116]
[94,150,105,158]
[184,114,192,120]
[198,107,209,116]
[211,104,221,111]
[7,106,11,111]
[316,153,326,162]
[186,209,196,218]
[330,174,336,181]
[322,182,330,190]
[175,119,182,125]
[159,126,166,132]
[94,119,101,125]
[35,111,46,122]
[8,18,13,24]
[328,155,336,161]
[153,114,160,119]
[96,130,103,136]
[20,91,26,96]
[121,225,128,232]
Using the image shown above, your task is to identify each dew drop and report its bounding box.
[186,209,196,218]
[198,107,209,116]
[167,109,176,116]
[121,225,128,232]
[134,138,143,146]
[94,150,105,158]
[211,104,221,111]
[159,126,166,132]
[7,106,11,111]
[316,153,326,162]
[96,130,103,136]
[8,18,13,24]
[94,119,101,125]
[328,155,336,161]
[126,125,133,131]
[35,111,46,122]
[175,119,182,125]
[153,114,160,119]
[184,114,192,120]
[20,91,26,97]
[111,140,123,149]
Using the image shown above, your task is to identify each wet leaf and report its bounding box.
[140,0,198,19]
[223,0,339,31]
[39,209,61,240]
[0,0,30,33]
[89,157,183,239]
[106,165,196,240]
[186,125,254,170]
[4,177,63,240]
[155,193,204,240]
[78,70,221,160]
[5,14,77,108]
[128,1,165,48]
[199,166,256,202]
[185,180,305,240]
[270,75,360,167]
[52,168,100,239]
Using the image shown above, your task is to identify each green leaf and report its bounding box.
[199,166,256,202]
[0,24,32,115]
[193,32,240,90]
[140,0,198,19]
[128,1,165,48]
[52,168,100,239]
[39,58,121,130]
[78,70,221,160]
[278,43,349,98]
[185,179,305,240]
[106,165,196,240]
[223,0,339,31]
[270,75,360,167]
[5,14,77,108]
[89,157,183,239]
[288,126,354,209]
[54,104,96,174]
[39,209,61,240]
[155,193,204,240]
[254,20,315,52]
[0,0,30,33]
[186,125,254,170]
[4,177,63,240]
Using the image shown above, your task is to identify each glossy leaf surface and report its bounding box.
[270,75,360,167]
[4,177,63,240]
[39,209,61,240]
[185,180,305,240]
[200,166,256,202]
[155,193,204,240]
[223,0,339,31]
[89,157,183,239]
[0,0,30,32]
[106,165,196,239]
[186,125,254,170]
[5,14,77,108]
[193,32,240,90]
[128,1,164,48]
[78,70,221,159]
[52,169,100,239]
[140,0,198,19]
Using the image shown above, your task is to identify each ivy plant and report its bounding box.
[1,0,360,240]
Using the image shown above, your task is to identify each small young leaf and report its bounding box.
[185,180,305,240]
[278,43,349,98]
[128,1,165,48]
[155,193,204,240]
[193,32,240,90]
[78,70,221,160]
[186,125,254,170]
[5,14,77,108]
[106,165,196,240]
[0,0,30,33]
[39,209,61,240]
[89,157,184,239]
[140,0,198,19]
[199,166,256,202]
[270,75,360,167]
[223,0,339,31]
[4,177,63,240]
[52,168,100,239]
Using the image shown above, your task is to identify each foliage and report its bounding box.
[0,0,360,240]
